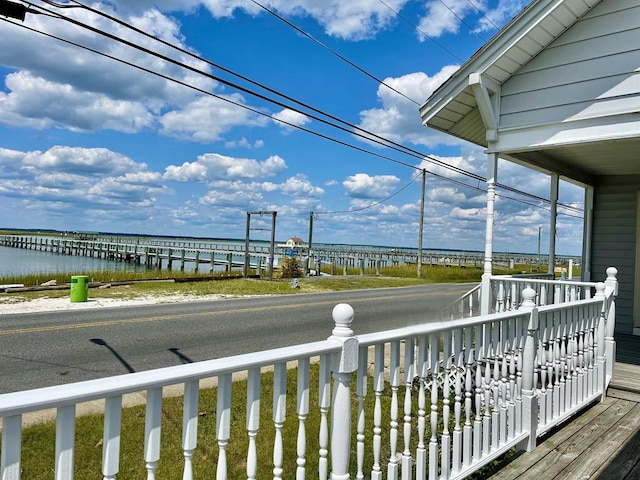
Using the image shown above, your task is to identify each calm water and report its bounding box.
[0,245,150,278]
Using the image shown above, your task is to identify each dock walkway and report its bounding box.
[487,333,640,480]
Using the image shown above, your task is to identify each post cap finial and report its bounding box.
[595,282,605,297]
[332,303,354,337]
[520,287,537,309]
[606,266,618,279]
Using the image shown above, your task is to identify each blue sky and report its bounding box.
[0,0,584,254]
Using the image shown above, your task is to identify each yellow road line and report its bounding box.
[0,291,437,336]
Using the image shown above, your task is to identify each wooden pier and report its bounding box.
[0,234,578,276]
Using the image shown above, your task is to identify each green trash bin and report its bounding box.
[70,275,89,302]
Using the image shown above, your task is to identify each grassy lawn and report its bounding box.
[0,264,484,303]
[0,263,534,478]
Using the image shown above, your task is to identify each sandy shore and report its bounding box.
[0,292,230,315]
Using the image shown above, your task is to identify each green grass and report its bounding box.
[14,363,508,479]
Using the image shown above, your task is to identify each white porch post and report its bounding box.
[548,174,558,275]
[329,303,358,480]
[481,153,498,315]
[581,186,594,282]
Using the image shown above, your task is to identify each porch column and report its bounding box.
[548,174,558,275]
[480,153,498,315]
[581,186,594,282]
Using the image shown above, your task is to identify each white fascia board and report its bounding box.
[490,114,640,152]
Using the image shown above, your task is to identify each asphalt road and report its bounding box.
[0,283,473,393]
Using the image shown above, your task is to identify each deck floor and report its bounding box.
[486,333,640,480]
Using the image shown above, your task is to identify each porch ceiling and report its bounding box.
[506,137,640,183]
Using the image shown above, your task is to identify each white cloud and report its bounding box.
[416,0,474,39]
[357,67,461,148]
[343,173,400,199]
[159,95,268,142]
[278,174,324,197]
[111,0,411,40]
[0,146,164,213]
[23,146,144,176]
[272,109,311,131]
[0,72,154,133]
[164,153,287,181]
[199,189,264,207]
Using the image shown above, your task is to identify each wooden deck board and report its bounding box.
[488,342,640,480]
[554,403,640,479]
[488,397,634,480]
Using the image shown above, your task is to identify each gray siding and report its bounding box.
[592,176,639,334]
[500,0,640,130]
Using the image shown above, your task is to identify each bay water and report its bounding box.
[0,245,150,279]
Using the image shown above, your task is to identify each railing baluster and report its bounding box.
[273,363,286,480]
[416,336,428,480]
[144,389,162,480]
[217,374,231,480]
[452,329,464,475]
[546,315,555,424]
[473,328,483,461]
[482,342,492,455]
[182,380,199,480]
[429,334,439,480]
[371,343,384,480]
[507,319,516,440]
[441,331,452,478]
[463,327,473,468]
[1,414,22,480]
[402,338,415,479]
[319,354,331,480]
[246,368,261,480]
[388,340,400,480]
[356,346,368,480]
[103,396,122,480]
[55,405,75,480]
[297,358,310,480]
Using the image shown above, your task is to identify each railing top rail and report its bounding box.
[490,275,598,288]
[536,296,604,314]
[0,340,339,417]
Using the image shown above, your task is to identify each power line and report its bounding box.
[321,171,423,215]
[4,2,582,217]
[376,0,465,63]
[21,0,490,181]
[249,0,420,106]
[465,0,500,31]
[435,0,487,42]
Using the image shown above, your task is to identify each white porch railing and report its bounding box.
[0,269,618,480]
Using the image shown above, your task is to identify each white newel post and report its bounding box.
[481,153,498,316]
[594,283,607,401]
[604,267,618,386]
[329,303,358,480]
[519,287,538,452]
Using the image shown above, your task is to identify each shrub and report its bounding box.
[280,257,304,279]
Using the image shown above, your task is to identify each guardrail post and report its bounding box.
[519,287,538,452]
[329,303,358,480]
[604,267,618,386]
[480,273,492,315]
[594,282,607,401]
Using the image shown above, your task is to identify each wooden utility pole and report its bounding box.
[308,211,314,275]
[244,211,277,279]
[417,169,426,278]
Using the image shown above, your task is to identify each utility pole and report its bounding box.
[537,226,542,271]
[417,169,426,278]
[308,211,314,275]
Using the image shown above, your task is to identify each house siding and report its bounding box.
[499,0,640,131]
[592,176,640,334]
